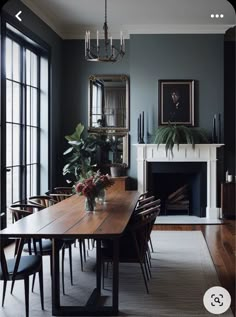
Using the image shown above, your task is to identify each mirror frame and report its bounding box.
[88,74,130,132]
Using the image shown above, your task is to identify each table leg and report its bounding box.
[52,239,60,314]
[112,238,119,313]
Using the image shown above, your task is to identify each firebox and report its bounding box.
[147,162,207,217]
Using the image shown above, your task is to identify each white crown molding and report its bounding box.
[21,0,234,40]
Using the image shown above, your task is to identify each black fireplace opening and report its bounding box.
[147,162,207,217]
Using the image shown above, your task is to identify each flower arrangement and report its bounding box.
[75,171,114,211]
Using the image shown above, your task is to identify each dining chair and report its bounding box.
[28,195,57,207]
[28,195,75,295]
[54,187,74,194]
[101,205,159,293]
[0,237,44,317]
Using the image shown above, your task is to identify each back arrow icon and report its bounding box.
[15,11,22,22]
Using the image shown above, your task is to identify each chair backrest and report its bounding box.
[129,206,159,260]
[29,195,57,208]
[136,198,161,214]
[54,187,73,194]
[48,193,72,203]
[135,195,155,209]
[8,203,43,222]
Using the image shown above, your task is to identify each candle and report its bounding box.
[97,30,99,47]
[212,114,217,143]
[218,113,221,143]
[142,111,144,140]
[139,113,142,141]
[137,117,140,143]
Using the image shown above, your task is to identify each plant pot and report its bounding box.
[110,166,123,177]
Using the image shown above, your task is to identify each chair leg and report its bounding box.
[149,237,154,252]
[68,245,73,285]
[82,239,86,262]
[10,280,15,294]
[61,247,65,295]
[79,239,84,271]
[139,262,149,294]
[38,267,44,310]
[24,277,29,317]
[2,280,7,307]
[31,273,36,292]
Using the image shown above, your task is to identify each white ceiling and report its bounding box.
[21,0,235,39]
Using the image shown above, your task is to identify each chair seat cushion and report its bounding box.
[0,255,41,279]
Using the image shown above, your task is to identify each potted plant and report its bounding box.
[63,123,98,182]
[152,124,209,156]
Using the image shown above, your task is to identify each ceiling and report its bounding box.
[21,0,235,39]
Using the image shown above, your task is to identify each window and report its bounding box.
[1,22,49,228]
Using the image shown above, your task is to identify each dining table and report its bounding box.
[0,190,140,316]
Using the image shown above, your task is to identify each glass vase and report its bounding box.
[85,197,96,212]
[97,188,106,204]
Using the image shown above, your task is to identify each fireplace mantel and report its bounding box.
[134,144,224,219]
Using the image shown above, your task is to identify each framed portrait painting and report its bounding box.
[158,80,195,126]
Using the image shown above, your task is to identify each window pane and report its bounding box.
[26,165,31,197]
[32,164,37,196]
[31,88,37,126]
[12,83,20,123]
[6,38,12,79]
[26,126,31,164]
[6,123,12,166]
[31,128,38,163]
[31,52,38,87]
[12,124,20,165]
[12,166,20,203]
[26,49,31,85]
[6,80,12,122]
[26,86,31,125]
[12,42,20,82]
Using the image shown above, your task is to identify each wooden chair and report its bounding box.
[0,238,44,317]
[54,187,74,194]
[28,195,57,207]
[101,205,159,293]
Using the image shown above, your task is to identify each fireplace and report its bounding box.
[135,144,223,219]
[147,162,207,217]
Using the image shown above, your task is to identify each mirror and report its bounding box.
[92,132,129,167]
[88,74,129,131]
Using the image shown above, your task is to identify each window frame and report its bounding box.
[0,13,51,229]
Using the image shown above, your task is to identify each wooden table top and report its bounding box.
[0,191,139,239]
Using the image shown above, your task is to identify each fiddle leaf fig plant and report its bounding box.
[152,124,209,156]
[63,123,98,182]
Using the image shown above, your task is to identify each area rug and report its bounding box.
[0,231,233,317]
[155,215,223,225]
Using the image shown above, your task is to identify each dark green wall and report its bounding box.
[129,34,224,178]
[62,34,224,181]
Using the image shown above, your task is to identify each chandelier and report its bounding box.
[85,0,125,62]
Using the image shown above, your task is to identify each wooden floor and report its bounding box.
[153,220,236,316]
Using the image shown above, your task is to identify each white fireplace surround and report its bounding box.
[135,144,224,219]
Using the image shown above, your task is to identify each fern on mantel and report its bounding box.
[152,125,209,156]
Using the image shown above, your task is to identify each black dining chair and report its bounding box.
[101,205,159,293]
[0,237,44,317]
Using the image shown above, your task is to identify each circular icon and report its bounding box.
[203,286,231,314]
